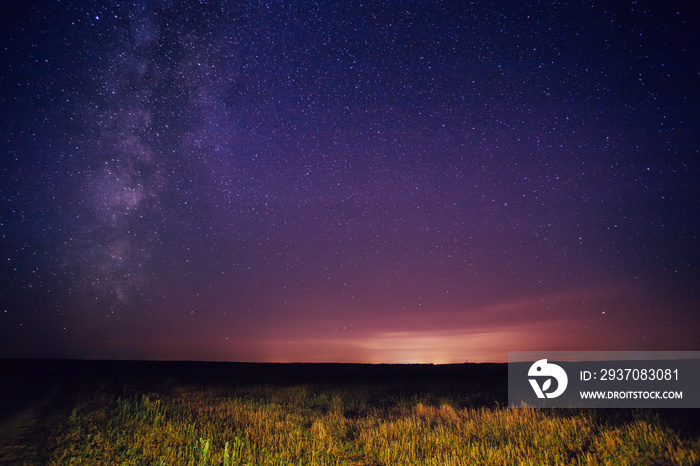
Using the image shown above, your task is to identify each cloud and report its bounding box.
[237,284,677,363]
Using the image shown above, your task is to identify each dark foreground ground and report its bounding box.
[0,360,698,465]
[0,360,505,463]
[0,359,510,418]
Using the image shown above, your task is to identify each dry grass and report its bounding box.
[43,383,700,465]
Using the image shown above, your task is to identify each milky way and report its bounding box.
[1,1,698,361]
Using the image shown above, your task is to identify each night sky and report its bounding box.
[1,1,698,363]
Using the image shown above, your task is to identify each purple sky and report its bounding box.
[1,1,698,362]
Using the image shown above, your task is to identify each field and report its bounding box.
[0,361,698,465]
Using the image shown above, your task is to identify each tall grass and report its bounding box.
[46,384,699,465]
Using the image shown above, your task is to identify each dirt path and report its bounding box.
[0,385,60,465]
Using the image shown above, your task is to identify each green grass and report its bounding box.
[44,383,699,465]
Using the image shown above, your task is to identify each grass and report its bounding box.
[43,382,699,465]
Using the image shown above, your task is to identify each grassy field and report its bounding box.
[1,361,698,465]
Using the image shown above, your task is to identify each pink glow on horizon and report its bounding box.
[37,283,696,363]
[100,283,696,363]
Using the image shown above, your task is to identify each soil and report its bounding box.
[0,362,64,465]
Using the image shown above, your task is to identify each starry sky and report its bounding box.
[1,1,698,363]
